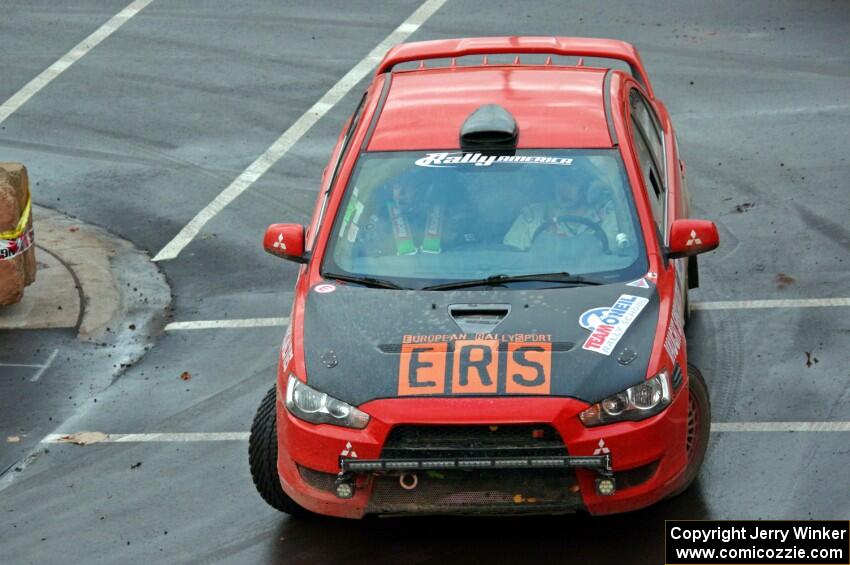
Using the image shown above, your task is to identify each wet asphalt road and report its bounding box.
[1,1,849,564]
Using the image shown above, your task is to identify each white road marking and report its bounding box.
[164,317,289,331]
[0,348,59,381]
[38,422,850,444]
[692,297,850,310]
[712,422,850,432]
[42,432,250,443]
[152,0,448,262]
[29,349,59,382]
[679,103,850,121]
[0,0,155,125]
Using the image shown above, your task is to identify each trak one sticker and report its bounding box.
[579,294,649,355]
[280,325,293,370]
[664,281,685,360]
[414,152,573,168]
[397,335,552,396]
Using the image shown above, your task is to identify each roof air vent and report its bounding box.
[459,104,518,154]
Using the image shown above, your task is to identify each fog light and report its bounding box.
[334,475,355,499]
[595,477,616,496]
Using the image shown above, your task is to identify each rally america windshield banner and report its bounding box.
[415,152,574,168]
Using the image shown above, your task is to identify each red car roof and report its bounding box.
[367,65,614,151]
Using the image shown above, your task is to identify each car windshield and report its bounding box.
[322,149,648,288]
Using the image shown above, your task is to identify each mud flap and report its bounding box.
[687,255,699,289]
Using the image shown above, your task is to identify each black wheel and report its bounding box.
[668,363,711,498]
[249,386,310,516]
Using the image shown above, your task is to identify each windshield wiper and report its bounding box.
[422,272,603,291]
[323,272,409,290]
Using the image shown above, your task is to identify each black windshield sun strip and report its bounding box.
[359,73,392,153]
[603,68,618,146]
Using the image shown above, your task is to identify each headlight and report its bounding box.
[285,375,370,429]
[579,372,671,427]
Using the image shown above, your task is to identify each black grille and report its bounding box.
[671,365,683,390]
[381,424,567,460]
[366,468,582,515]
[297,464,337,492]
[614,460,659,490]
[363,425,579,515]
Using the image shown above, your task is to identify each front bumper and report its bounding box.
[275,385,689,518]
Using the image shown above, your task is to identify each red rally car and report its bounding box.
[249,37,720,518]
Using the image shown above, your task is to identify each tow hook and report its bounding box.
[399,472,418,490]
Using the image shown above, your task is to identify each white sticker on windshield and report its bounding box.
[352,201,365,224]
[346,223,359,243]
[415,152,573,168]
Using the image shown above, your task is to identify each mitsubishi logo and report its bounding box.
[340,441,358,458]
[272,233,287,251]
[686,230,701,246]
[593,439,610,455]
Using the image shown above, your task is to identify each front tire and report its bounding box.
[248,386,310,516]
[668,363,711,497]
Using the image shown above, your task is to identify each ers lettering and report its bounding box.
[398,339,551,396]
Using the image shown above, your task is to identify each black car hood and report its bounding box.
[303,281,659,406]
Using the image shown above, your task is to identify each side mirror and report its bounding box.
[667,219,719,259]
[263,224,307,263]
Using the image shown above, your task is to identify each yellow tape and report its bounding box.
[0,193,31,240]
